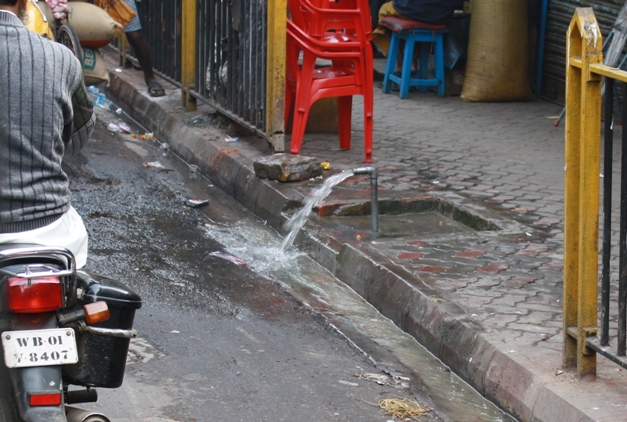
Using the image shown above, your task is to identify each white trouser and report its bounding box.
[0,206,88,268]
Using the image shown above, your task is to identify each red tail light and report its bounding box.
[29,392,62,406]
[7,276,63,313]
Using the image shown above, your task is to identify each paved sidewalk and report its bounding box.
[102,51,627,421]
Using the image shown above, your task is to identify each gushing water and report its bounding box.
[281,171,353,250]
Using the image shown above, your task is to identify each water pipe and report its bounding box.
[352,166,378,232]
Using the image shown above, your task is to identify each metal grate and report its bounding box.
[594,79,627,369]
[193,0,267,133]
[135,0,182,83]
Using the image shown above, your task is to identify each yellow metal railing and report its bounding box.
[564,6,602,377]
[181,0,197,111]
[177,0,285,149]
[564,7,602,377]
[266,0,287,151]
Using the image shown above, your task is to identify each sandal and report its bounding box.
[147,80,165,97]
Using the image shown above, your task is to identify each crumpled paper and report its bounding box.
[45,0,69,20]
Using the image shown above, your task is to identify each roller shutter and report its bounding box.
[542,0,624,103]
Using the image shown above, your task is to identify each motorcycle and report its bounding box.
[0,244,141,422]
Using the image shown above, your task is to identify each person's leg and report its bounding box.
[124,30,165,97]
[125,30,154,82]
[372,1,403,57]
[123,0,165,96]
[372,2,416,72]
[370,0,387,30]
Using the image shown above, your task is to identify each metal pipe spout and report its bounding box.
[352,166,378,178]
[351,167,378,232]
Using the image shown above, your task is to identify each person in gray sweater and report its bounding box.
[0,0,96,268]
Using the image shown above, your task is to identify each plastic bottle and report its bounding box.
[108,103,123,115]
[189,164,198,179]
[94,93,111,109]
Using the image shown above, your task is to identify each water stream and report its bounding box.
[205,222,515,422]
[281,171,354,250]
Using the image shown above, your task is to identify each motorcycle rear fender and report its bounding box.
[8,365,67,422]
[0,360,18,422]
[1,314,68,421]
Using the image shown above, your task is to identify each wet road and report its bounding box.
[64,107,513,421]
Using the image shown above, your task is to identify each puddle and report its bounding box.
[311,197,500,241]
[314,211,474,240]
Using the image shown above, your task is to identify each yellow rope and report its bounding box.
[378,397,429,420]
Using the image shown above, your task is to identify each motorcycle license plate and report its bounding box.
[1,328,78,368]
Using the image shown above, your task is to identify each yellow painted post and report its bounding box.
[119,34,129,68]
[563,7,602,377]
[181,0,197,111]
[563,8,583,370]
[266,0,286,152]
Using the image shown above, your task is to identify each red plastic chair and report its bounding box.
[296,0,370,41]
[286,0,374,163]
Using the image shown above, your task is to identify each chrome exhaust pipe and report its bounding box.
[351,167,378,232]
[65,406,111,422]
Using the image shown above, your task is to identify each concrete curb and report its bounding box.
[335,243,588,422]
[104,70,595,422]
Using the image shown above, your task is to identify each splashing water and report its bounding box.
[281,171,354,250]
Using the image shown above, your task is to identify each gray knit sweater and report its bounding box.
[0,11,95,233]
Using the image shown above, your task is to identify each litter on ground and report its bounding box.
[183,199,210,208]
[117,122,131,133]
[208,250,248,265]
[107,122,122,132]
[378,398,428,420]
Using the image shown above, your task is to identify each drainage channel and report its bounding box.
[203,219,515,421]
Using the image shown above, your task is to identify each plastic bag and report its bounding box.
[93,0,136,36]
[45,0,68,20]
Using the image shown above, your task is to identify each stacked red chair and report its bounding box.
[286,0,374,163]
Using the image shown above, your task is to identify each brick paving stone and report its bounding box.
[418,265,447,274]
[466,277,505,289]
[514,310,555,326]
[502,277,536,288]
[454,249,488,259]
[432,278,471,292]
[397,252,424,260]
[508,323,560,336]
[489,293,532,307]
[478,262,512,274]
[450,293,500,310]
[484,313,520,329]
[525,292,561,305]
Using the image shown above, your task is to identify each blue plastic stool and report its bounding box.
[380,16,447,99]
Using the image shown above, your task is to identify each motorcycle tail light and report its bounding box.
[29,392,62,406]
[7,276,63,313]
